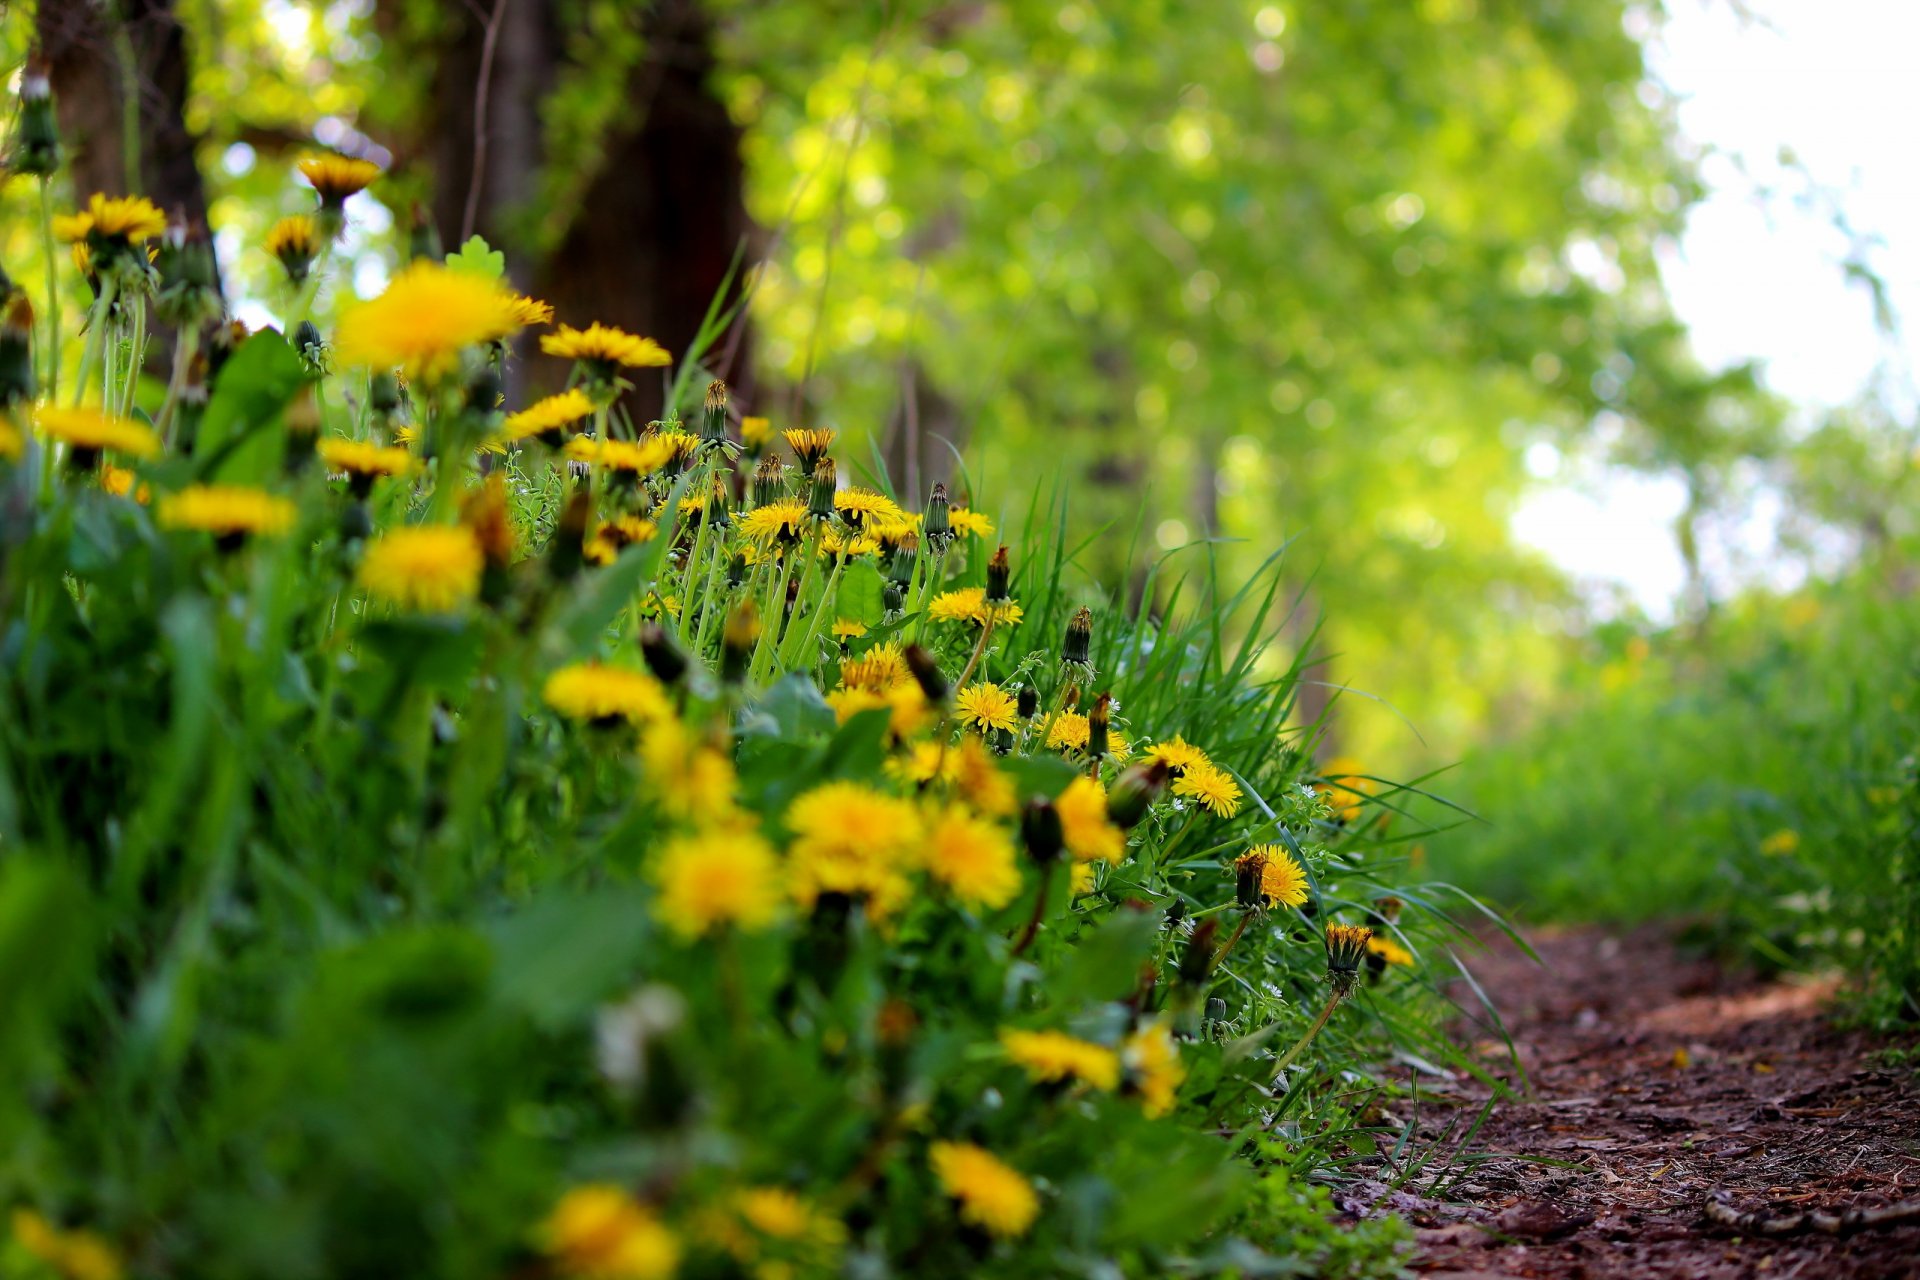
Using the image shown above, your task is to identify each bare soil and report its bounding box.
[1351,925,1920,1279]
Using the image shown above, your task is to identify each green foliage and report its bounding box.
[1430,565,1920,1025]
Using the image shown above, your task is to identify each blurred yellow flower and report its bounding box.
[1045,711,1131,760]
[1121,1019,1185,1118]
[653,827,783,938]
[740,415,772,449]
[358,525,484,612]
[297,152,381,206]
[928,1142,1038,1238]
[543,662,670,726]
[541,323,671,369]
[785,781,922,917]
[921,805,1021,908]
[12,1209,122,1280]
[1759,828,1801,857]
[540,1185,679,1280]
[334,262,522,383]
[1057,776,1124,863]
[317,438,413,478]
[54,193,167,243]
[157,485,296,539]
[1000,1028,1120,1090]
[948,507,994,539]
[1367,935,1415,967]
[34,406,160,458]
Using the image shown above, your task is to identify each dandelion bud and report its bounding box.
[1164,899,1187,929]
[704,474,732,529]
[369,369,402,414]
[727,551,748,589]
[885,544,915,586]
[701,380,728,445]
[882,581,905,615]
[925,482,953,553]
[292,319,325,372]
[465,363,503,418]
[339,500,373,542]
[986,545,1011,602]
[1107,759,1169,830]
[1323,924,1374,997]
[638,623,688,687]
[1177,917,1219,987]
[994,727,1014,756]
[1063,606,1093,666]
[1234,851,1270,911]
[13,57,60,177]
[751,455,784,509]
[721,600,758,685]
[549,490,592,581]
[1087,692,1112,761]
[408,203,442,262]
[807,455,837,520]
[1016,685,1039,720]
[155,218,220,328]
[1020,796,1064,866]
[0,293,35,407]
[902,643,947,705]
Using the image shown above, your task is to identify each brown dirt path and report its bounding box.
[1358,925,1920,1279]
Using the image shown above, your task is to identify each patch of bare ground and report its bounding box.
[1343,925,1920,1279]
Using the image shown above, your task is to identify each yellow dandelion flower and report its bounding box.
[921,805,1021,908]
[507,291,554,326]
[738,499,809,549]
[781,427,835,469]
[541,323,671,369]
[34,406,160,458]
[928,1142,1038,1238]
[840,642,910,691]
[595,515,659,549]
[1146,735,1211,777]
[1045,712,1131,761]
[1057,776,1124,863]
[297,153,381,206]
[831,619,868,640]
[1173,762,1241,818]
[157,485,296,539]
[11,1209,121,1280]
[1759,828,1801,857]
[1239,843,1309,909]
[265,214,320,278]
[955,681,1019,734]
[1367,934,1415,967]
[1316,756,1370,823]
[55,193,167,243]
[786,781,922,918]
[740,415,773,449]
[98,464,149,503]
[1000,1028,1120,1090]
[948,507,994,538]
[499,388,595,444]
[734,1187,844,1248]
[926,587,1023,628]
[889,740,959,788]
[540,1185,680,1280]
[543,662,670,726]
[1069,862,1097,895]
[358,525,484,612]
[653,827,784,938]
[334,262,522,383]
[317,438,413,478]
[834,486,906,530]
[0,414,21,461]
[820,526,879,557]
[638,718,739,820]
[1122,1019,1185,1118]
[953,736,1017,817]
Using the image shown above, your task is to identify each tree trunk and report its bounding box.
[38,0,218,282]
[409,0,752,425]
[882,358,967,504]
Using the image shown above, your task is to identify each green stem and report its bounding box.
[954,613,997,691]
[285,242,333,334]
[155,323,198,445]
[677,463,716,646]
[120,296,147,416]
[71,277,118,408]
[38,177,60,404]
[784,550,846,668]
[750,550,799,683]
[1210,910,1254,976]
[1268,989,1346,1080]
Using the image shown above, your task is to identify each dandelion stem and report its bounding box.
[785,549,846,668]
[120,296,147,416]
[155,322,199,445]
[1268,989,1346,1081]
[38,177,60,404]
[71,276,117,409]
[1210,910,1255,975]
[1011,860,1057,957]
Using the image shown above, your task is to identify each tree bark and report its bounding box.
[38,0,218,279]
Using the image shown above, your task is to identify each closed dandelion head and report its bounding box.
[955,681,1019,734]
[264,214,320,282]
[924,482,953,552]
[928,1142,1039,1239]
[157,484,297,547]
[297,152,381,211]
[1324,923,1375,994]
[1063,605,1094,668]
[358,525,485,613]
[782,427,835,476]
[1000,1028,1120,1090]
[986,545,1012,602]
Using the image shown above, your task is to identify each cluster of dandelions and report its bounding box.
[0,132,1421,1276]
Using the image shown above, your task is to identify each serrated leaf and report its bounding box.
[446,235,506,279]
